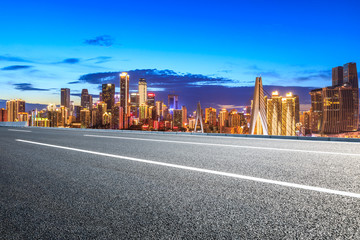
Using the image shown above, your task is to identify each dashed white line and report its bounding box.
[15,138,360,199]
[8,129,32,133]
[84,134,360,157]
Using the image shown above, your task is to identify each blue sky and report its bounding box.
[0,0,359,109]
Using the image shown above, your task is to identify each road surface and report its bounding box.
[1,127,360,239]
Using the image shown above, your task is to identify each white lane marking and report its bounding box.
[8,129,32,133]
[84,134,360,157]
[15,138,360,199]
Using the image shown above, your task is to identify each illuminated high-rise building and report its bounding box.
[139,78,147,105]
[61,88,70,109]
[168,94,179,110]
[310,62,359,134]
[139,103,148,122]
[102,83,115,111]
[173,109,183,129]
[120,72,130,128]
[80,109,91,128]
[181,105,187,127]
[229,109,241,127]
[205,107,217,126]
[320,85,359,134]
[266,91,282,135]
[162,103,169,121]
[310,88,323,133]
[156,101,163,120]
[6,99,25,122]
[281,92,298,136]
[332,66,343,86]
[81,89,93,110]
[219,109,229,128]
[97,101,107,126]
[59,106,68,127]
[0,108,8,122]
[111,103,120,129]
[130,92,139,118]
[250,77,268,135]
[147,93,155,107]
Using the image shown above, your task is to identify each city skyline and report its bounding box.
[1,0,360,108]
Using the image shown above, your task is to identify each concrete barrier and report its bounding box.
[9,126,360,143]
[0,122,28,127]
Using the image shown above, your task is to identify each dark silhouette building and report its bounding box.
[102,84,115,112]
[61,88,70,109]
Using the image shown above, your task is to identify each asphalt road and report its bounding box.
[1,127,360,239]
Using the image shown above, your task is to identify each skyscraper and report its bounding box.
[6,99,25,122]
[139,78,147,105]
[343,62,358,88]
[281,92,297,136]
[250,77,268,135]
[332,66,343,86]
[147,93,155,107]
[80,109,91,128]
[173,109,183,129]
[81,89,93,110]
[102,84,115,111]
[130,92,139,118]
[205,107,217,126]
[266,91,282,135]
[310,62,359,134]
[181,105,187,127]
[219,109,229,128]
[168,94,179,110]
[155,101,163,120]
[120,72,130,128]
[61,88,70,109]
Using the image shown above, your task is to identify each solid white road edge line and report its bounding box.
[16,138,360,199]
[8,129,32,132]
[84,134,360,157]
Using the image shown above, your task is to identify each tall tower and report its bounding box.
[281,92,297,136]
[332,66,344,87]
[266,91,282,135]
[181,105,187,127]
[147,93,155,107]
[61,88,70,109]
[120,72,130,128]
[343,62,358,88]
[194,101,204,133]
[102,83,115,111]
[6,99,25,122]
[168,94,179,110]
[250,77,268,135]
[138,78,147,105]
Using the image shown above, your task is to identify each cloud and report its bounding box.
[74,69,315,111]
[71,93,99,98]
[293,70,331,82]
[76,69,236,89]
[13,83,50,91]
[61,58,80,64]
[1,65,32,71]
[68,80,81,84]
[87,56,112,64]
[84,35,115,47]
[0,55,32,63]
